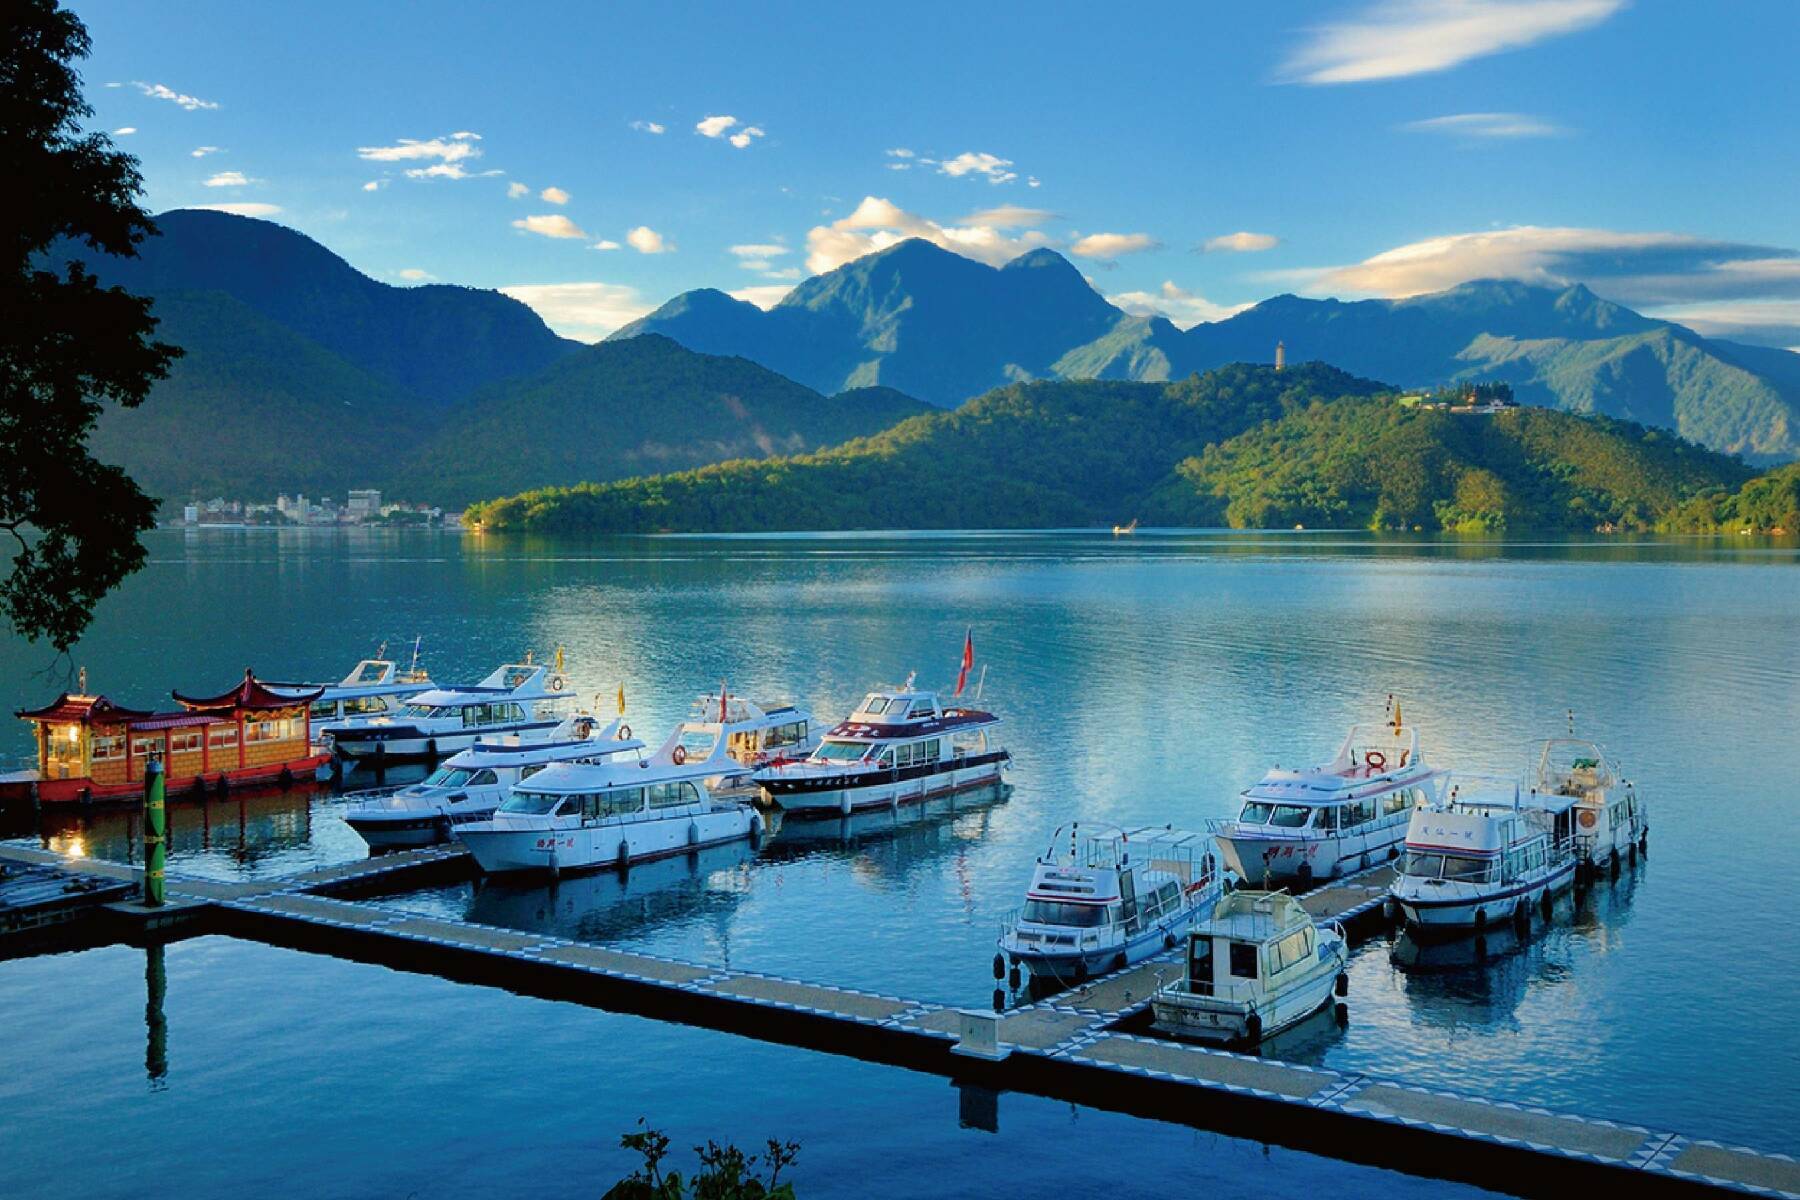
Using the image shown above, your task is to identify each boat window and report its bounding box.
[680,730,717,759]
[132,737,162,759]
[208,726,237,749]
[1382,791,1411,816]
[919,739,941,764]
[1317,806,1340,831]
[424,766,476,788]
[812,741,869,763]
[520,763,546,780]
[169,731,203,754]
[1238,801,1274,823]
[858,696,888,715]
[468,769,498,787]
[1228,941,1259,980]
[346,695,393,716]
[765,721,805,749]
[1440,854,1494,882]
[1266,805,1313,828]
[877,749,895,769]
[1020,900,1108,927]
[896,743,914,768]
[91,735,125,762]
[310,699,339,719]
[648,781,699,809]
[1342,799,1375,828]
[1270,929,1313,973]
[500,791,565,815]
[588,788,644,818]
[1402,851,1445,878]
[1188,936,1214,993]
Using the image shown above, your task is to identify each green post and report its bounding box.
[144,758,166,907]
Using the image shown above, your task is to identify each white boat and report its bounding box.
[753,686,1007,815]
[340,715,642,849]
[266,657,433,735]
[322,660,577,763]
[1529,737,1646,875]
[455,725,766,876]
[995,824,1228,987]
[1388,773,1578,935]
[1150,890,1348,1045]
[1211,708,1442,888]
[668,689,819,802]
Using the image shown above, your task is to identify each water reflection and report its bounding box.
[144,945,168,1089]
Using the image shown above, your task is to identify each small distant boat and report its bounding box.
[1112,519,1139,536]
[1529,736,1646,875]
[995,823,1228,986]
[1210,701,1442,888]
[341,714,640,849]
[322,658,577,763]
[1387,773,1578,934]
[1150,890,1347,1045]
[454,725,766,876]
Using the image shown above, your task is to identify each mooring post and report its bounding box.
[144,758,166,907]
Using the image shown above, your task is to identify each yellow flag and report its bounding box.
[616,683,627,716]
[554,645,565,674]
[1393,701,1403,732]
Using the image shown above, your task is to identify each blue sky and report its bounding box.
[74,1,1800,346]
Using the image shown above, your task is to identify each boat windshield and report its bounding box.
[1020,899,1109,927]
[812,741,870,763]
[1403,851,1495,882]
[423,766,477,788]
[1239,802,1314,828]
[399,703,455,720]
[498,791,566,816]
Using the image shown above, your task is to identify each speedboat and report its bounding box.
[667,689,819,801]
[1388,773,1578,935]
[1150,890,1347,1045]
[753,686,1007,815]
[322,659,577,763]
[341,714,641,849]
[995,824,1228,988]
[455,725,767,876]
[1211,705,1442,888]
[1529,737,1646,876]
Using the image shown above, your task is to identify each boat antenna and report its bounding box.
[409,636,423,679]
[375,639,388,660]
[903,669,916,690]
[974,663,988,702]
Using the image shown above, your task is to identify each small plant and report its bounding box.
[602,1122,800,1199]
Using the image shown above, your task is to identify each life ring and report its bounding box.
[549,677,564,691]
[1578,809,1597,829]
[672,745,688,765]
[617,724,632,740]
[1365,750,1387,771]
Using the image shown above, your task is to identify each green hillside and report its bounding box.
[1662,463,1800,533]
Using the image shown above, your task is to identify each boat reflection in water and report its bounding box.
[22,781,335,875]
[758,782,1012,868]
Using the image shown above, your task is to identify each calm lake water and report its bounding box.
[4,528,1798,1197]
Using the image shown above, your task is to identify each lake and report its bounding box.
[3,527,1797,1198]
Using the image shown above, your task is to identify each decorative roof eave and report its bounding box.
[15,694,151,724]
[173,668,323,712]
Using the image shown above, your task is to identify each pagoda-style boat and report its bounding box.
[3,669,329,805]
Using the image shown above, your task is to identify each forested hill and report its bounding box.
[464,363,1762,535]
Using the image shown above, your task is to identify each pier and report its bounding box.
[2,843,1792,1199]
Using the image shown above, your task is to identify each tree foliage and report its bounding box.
[602,1125,799,1200]
[1,0,176,649]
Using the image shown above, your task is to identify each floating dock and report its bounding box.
[0,844,1791,1199]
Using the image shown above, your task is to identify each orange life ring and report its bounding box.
[1365,750,1387,771]
[1578,809,1596,829]
[672,745,688,765]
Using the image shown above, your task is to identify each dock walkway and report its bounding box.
[1,844,1791,1199]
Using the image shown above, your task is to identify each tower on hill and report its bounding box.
[1275,340,1285,372]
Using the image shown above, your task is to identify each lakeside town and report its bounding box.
[172,489,464,529]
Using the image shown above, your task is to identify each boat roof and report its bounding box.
[401,662,572,706]
[1244,722,1433,803]
[445,717,645,768]
[1041,823,1213,871]
[172,668,322,711]
[17,693,151,724]
[515,720,738,792]
[1532,737,1620,785]
[825,688,998,742]
[682,693,807,731]
[265,660,433,701]
[1196,890,1313,944]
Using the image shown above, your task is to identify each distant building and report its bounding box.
[182,504,199,525]
[346,489,381,519]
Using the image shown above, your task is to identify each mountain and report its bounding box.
[612,242,1800,463]
[78,209,576,404]
[389,335,931,505]
[464,364,1755,535]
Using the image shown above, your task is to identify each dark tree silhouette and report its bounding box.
[1,0,177,651]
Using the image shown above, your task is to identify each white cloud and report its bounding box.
[507,181,529,199]
[1403,111,1564,138]
[961,205,1057,229]
[194,202,281,217]
[627,226,670,254]
[499,282,652,341]
[1285,0,1624,84]
[590,240,621,251]
[728,125,766,149]
[937,151,1017,184]
[804,196,1056,274]
[203,170,251,187]
[1027,176,1042,188]
[361,180,383,192]
[113,126,137,136]
[1203,231,1280,253]
[133,82,219,110]
[398,268,436,282]
[540,186,570,204]
[405,162,500,180]
[730,285,796,309]
[190,146,221,158]
[357,132,482,172]
[885,148,916,159]
[1109,281,1248,330]
[764,266,802,280]
[1645,300,1800,350]
[730,243,790,259]
[511,214,589,239]
[696,115,738,138]
[630,120,666,134]
[1070,232,1160,259]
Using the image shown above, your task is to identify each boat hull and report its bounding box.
[2,752,332,806]
[328,723,561,763]
[1393,860,1577,934]
[343,806,497,849]
[1000,907,1200,982]
[1151,952,1345,1045]
[457,808,759,875]
[1213,821,1407,886]
[759,753,1008,816]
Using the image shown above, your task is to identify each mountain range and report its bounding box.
[618,238,1800,463]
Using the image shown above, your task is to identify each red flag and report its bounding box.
[954,629,974,697]
[719,679,729,723]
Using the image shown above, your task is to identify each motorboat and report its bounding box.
[340,714,641,849]
[454,725,766,876]
[1529,737,1646,875]
[667,689,818,802]
[270,651,432,736]
[1388,773,1578,935]
[1211,704,1442,888]
[995,824,1228,988]
[1150,890,1347,1045]
[322,659,577,763]
[753,686,1007,815]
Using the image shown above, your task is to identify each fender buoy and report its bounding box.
[1296,863,1313,891]
[1513,899,1530,930]
[992,953,1006,980]
[1244,1013,1263,1043]
[1474,907,1487,930]
[1541,889,1554,919]
[278,765,295,789]
[672,745,687,766]
[1335,972,1349,997]
[1008,963,1022,990]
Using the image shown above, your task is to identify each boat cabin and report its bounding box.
[392,662,572,728]
[1233,722,1435,831]
[269,659,432,724]
[1184,891,1318,1000]
[809,688,998,768]
[1401,776,1575,886]
[675,693,812,766]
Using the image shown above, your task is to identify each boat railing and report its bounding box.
[334,782,412,803]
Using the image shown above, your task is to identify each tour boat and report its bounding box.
[994,824,1228,988]
[1388,773,1579,935]
[752,686,1007,815]
[1528,737,1646,875]
[4,670,330,805]
[1211,704,1442,888]
[321,660,577,763]
[270,654,433,735]
[454,726,767,876]
[1150,890,1348,1045]
[341,715,642,849]
[667,688,819,802]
